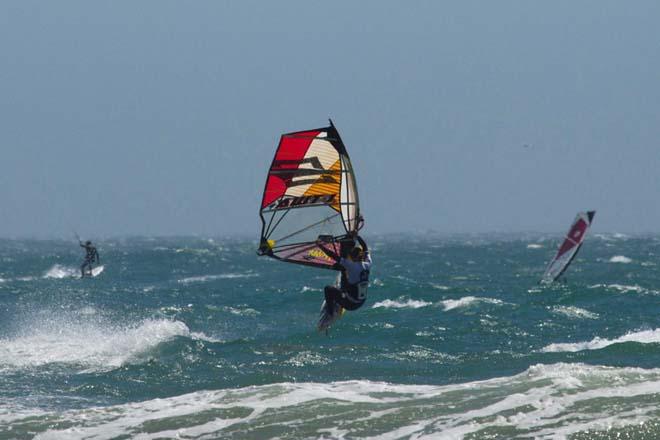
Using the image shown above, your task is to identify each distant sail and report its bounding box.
[257,120,362,269]
[541,211,596,283]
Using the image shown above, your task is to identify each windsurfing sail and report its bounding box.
[257,120,362,269]
[541,211,596,283]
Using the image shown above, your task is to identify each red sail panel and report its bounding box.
[261,129,322,209]
[556,218,588,258]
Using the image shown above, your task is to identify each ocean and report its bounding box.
[2,233,660,439]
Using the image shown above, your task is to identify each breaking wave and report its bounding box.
[371,299,433,309]
[5,363,660,439]
[441,296,503,311]
[609,255,633,264]
[550,305,599,320]
[589,284,658,295]
[0,315,215,372]
[220,305,260,317]
[177,273,258,284]
[541,328,660,353]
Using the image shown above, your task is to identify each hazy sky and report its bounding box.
[1,1,659,237]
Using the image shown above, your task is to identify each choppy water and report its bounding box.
[2,234,660,439]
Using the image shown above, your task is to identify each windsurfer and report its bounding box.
[80,240,100,277]
[316,235,372,316]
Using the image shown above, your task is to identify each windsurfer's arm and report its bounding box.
[356,215,365,231]
[356,236,369,253]
[355,235,371,264]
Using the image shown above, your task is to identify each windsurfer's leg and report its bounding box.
[81,260,91,277]
[337,297,363,311]
[336,287,365,311]
[324,285,343,314]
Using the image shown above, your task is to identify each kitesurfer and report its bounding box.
[316,235,372,316]
[79,240,99,277]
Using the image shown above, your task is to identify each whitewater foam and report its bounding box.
[175,248,213,255]
[609,255,633,263]
[284,351,331,367]
[43,264,79,279]
[589,283,656,295]
[441,296,503,311]
[177,273,258,284]
[0,315,213,372]
[6,363,660,439]
[542,328,660,353]
[550,305,599,320]
[221,305,260,317]
[371,298,432,309]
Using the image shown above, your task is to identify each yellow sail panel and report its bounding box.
[303,159,341,212]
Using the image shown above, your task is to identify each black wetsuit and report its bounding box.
[80,243,99,277]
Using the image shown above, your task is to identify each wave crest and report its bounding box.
[609,255,633,264]
[7,363,660,439]
[551,305,599,320]
[177,273,258,284]
[541,328,660,353]
[441,296,503,311]
[371,299,432,309]
[0,316,213,372]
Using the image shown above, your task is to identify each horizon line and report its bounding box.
[0,230,649,241]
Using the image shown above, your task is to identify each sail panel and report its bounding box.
[541,211,596,283]
[340,155,359,232]
[274,241,342,268]
[261,129,326,209]
[258,121,361,270]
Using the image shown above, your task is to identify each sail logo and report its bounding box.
[275,194,335,210]
[305,248,335,262]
